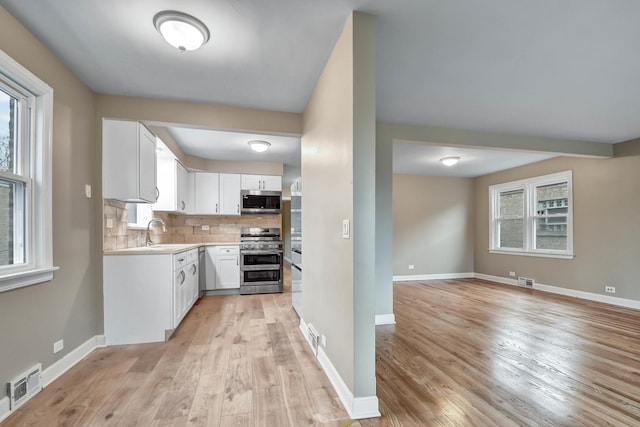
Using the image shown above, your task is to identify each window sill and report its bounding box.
[0,266,60,293]
[488,250,575,260]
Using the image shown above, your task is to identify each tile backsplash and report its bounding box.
[103,199,282,251]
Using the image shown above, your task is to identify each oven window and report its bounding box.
[243,269,281,283]
[243,253,281,266]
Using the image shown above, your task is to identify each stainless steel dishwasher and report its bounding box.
[198,246,206,297]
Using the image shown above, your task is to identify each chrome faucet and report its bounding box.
[145,217,167,247]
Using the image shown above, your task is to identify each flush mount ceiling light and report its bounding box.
[248,140,271,153]
[153,11,210,52]
[440,156,460,167]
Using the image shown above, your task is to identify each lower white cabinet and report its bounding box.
[104,249,199,345]
[205,245,240,290]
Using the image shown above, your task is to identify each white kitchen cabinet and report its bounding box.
[204,245,240,290]
[193,172,241,216]
[104,249,199,345]
[241,174,282,191]
[194,172,220,214]
[155,157,192,213]
[219,173,241,215]
[103,119,157,203]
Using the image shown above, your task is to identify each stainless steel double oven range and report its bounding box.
[239,227,283,294]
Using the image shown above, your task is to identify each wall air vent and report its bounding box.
[518,277,535,287]
[7,363,42,410]
[307,324,320,356]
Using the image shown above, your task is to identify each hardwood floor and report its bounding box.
[4,276,640,426]
[356,279,640,427]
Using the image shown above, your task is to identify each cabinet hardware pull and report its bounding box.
[181,200,186,210]
[216,203,218,213]
[237,204,239,213]
[156,187,160,200]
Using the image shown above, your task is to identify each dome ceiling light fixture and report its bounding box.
[440,156,460,167]
[248,140,271,153]
[153,11,210,52]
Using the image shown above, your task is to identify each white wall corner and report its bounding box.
[393,272,474,282]
[0,396,10,423]
[41,335,104,387]
[375,313,396,325]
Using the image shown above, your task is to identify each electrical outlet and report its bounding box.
[321,334,327,348]
[53,339,64,354]
[201,225,210,231]
[408,265,414,270]
[84,184,92,198]
[509,271,516,277]
[342,219,350,239]
[605,286,616,294]
[106,218,114,229]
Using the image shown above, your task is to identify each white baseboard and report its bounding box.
[393,272,474,282]
[41,335,106,387]
[375,314,396,325]
[0,396,10,423]
[298,317,380,420]
[0,334,105,423]
[474,273,640,310]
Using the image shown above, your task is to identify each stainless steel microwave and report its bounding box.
[241,190,282,214]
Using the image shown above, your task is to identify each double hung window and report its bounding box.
[0,50,55,292]
[489,171,573,258]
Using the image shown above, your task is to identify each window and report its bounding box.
[127,203,153,229]
[489,171,573,259]
[0,50,55,292]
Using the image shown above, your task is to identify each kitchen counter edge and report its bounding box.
[104,242,240,255]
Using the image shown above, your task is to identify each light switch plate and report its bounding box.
[342,219,350,239]
[106,219,114,229]
[202,225,210,231]
[85,184,92,199]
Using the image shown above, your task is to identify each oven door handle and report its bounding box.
[240,250,283,255]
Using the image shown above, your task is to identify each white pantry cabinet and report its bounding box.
[241,174,282,191]
[193,173,241,215]
[155,157,193,214]
[103,119,157,203]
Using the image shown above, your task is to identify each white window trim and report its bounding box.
[127,203,153,230]
[0,49,57,292]
[489,170,574,259]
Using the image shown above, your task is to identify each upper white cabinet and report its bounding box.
[193,173,220,214]
[103,119,157,203]
[219,173,241,215]
[241,174,282,191]
[193,172,241,215]
[155,157,192,213]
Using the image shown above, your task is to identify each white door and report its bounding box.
[215,255,240,289]
[219,173,241,215]
[138,125,157,202]
[194,173,220,215]
[261,175,282,191]
[241,174,261,190]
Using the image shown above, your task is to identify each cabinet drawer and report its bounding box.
[213,245,239,255]
[174,251,188,270]
[186,249,198,263]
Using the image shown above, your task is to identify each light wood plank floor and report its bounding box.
[4,276,640,426]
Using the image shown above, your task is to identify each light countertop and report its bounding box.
[104,242,239,255]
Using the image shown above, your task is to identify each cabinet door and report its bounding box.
[261,175,282,191]
[154,156,177,211]
[241,174,261,190]
[188,262,198,306]
[138,124,157,203]
[204,247,217,290]
[194,173,220,215]
[215,255,240,289]
[219,173,241,215]
[176,162,189,213]
[173,269,186,328]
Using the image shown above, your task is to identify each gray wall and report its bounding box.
[393,174,475,276]
[301,11,377,400]
[474,141,640,301]
[0,6,100,397]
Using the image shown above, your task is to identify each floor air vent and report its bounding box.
[307,324,319,356]
[7,363,42,410]
[518,277,535,287]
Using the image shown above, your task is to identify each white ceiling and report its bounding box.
[3,0,639,179]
